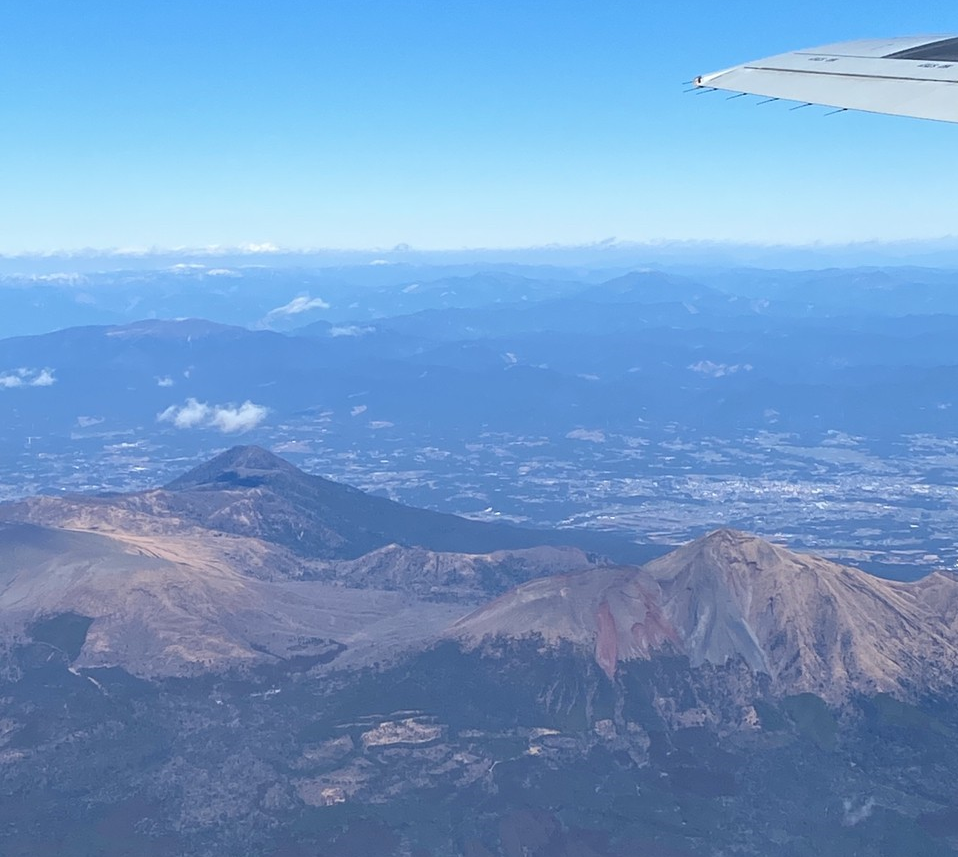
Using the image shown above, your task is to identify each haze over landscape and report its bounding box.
[5,2,958,856]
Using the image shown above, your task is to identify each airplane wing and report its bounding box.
[695,35,958,123]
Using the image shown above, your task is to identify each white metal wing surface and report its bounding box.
[695,35,958,123]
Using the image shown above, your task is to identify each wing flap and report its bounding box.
[697,36,958,123]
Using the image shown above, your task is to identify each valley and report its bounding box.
[5,263,958,578]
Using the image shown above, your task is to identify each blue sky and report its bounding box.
[2,1,958,253]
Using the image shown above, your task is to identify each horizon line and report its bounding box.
[5,235,958,261]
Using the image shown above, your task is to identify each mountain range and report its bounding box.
[4,447,958,855]
[10,267,958,474]
[3,446,958,701]
[0,446,623,675]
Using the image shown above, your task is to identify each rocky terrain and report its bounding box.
[0,449,616,676]
[5,447,958,696]
[4,448,958,855]
[454,528,958,700]
[0,521,470,677]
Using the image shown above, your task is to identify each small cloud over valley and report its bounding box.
[0,367,56,389]
[158,398,268,434]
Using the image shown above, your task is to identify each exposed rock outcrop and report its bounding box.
[452,529,958,700]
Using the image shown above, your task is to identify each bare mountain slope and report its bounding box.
[452,529,958,699]
[0,446,605,599]
[309,543,594,598]
[0,522,463,677]
[0,448,608,676]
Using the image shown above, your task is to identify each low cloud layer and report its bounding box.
[158,398,268,434]
[0,367,56,389]
[266,294,330,320]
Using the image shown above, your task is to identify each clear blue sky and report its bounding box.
[2,1,957,253]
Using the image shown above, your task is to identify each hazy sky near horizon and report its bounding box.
[3,1,958,253]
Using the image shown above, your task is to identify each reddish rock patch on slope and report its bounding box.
[595,601,618,679]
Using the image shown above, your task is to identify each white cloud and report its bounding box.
[31,368,56,387]
[240,242,280,254]
[156,376,175,387]
[330,325,373,337]
[30,272,86,283]
[158,398,268,434]
[0,367,56,389]
[689,360,753,378]
[265,294,331,321]
[209,402,270,433]
[350,404,368,417]
[566,428,606,443]
[159,398,209,429]
[843,797,875,827]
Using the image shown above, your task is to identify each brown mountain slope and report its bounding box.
[0,522,462,677]
[0,448,612,675]
[309,543,595,598]
[0,446,603,599]
[451,529,958,700]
